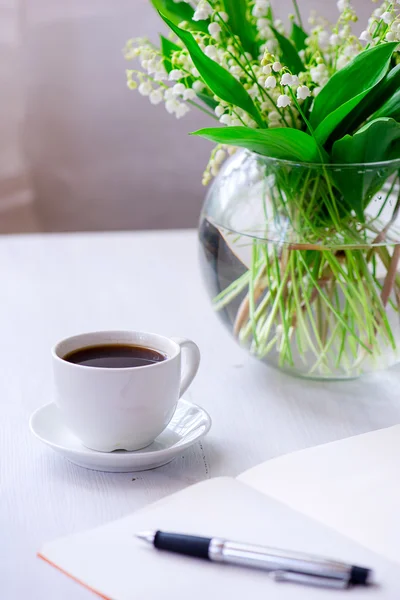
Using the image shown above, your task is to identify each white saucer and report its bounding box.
[29,399,211,473]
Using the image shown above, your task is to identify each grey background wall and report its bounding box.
[3,0,371,233]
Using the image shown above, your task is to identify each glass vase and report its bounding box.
[199,150,400,379]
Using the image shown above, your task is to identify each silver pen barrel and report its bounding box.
[208,539,353,587]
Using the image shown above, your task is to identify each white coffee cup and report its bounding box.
[52,331,201,452]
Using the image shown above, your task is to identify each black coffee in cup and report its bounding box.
[63,344,166,369]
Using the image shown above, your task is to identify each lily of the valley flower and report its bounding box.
[381,11,394,24]
[169,70,184,81]
[297,85,311,100]
[208,22,222,39]
[277,94,291,108]
[252,0,271,18]
[138,81,152,96]
[192,81,205,92]
[281,73,300,86]
[193,0,213,21]
[337,0,349,12]
[149,90,163,105]
[280,73,294,86]
[359,30,373,43]
[265,75,277,88]
[205,45,218,60]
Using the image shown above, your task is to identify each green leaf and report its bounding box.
[150,0,208,33]
[327,63,400,146]
[333,118,400,164]
[331,118,400,221]
[221,0,259,58]
[311,42,398,143]
[160,35,181,73]
[271,27,305,75]
[191,126,328,163]
[196,92,218,111]
[159,13,264,127]
[291,22,308,52]
[372,87,400,121]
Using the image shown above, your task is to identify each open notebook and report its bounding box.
[40,425,400,599]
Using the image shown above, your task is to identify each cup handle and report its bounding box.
[172,338,201,398]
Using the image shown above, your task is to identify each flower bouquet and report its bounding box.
[126,0,400,379]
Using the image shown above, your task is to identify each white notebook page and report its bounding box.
[239,425,400,566]
[40,477,399,599]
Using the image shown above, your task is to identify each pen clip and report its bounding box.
[271,570,349,589]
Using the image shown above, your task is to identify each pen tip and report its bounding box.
[136,531,156,544]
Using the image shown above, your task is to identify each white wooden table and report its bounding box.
[2,229,400,599]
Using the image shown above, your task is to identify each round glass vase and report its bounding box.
[199,150,400,380]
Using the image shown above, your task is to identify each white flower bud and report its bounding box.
[164,88,174,101]
[192,80,205,92]
[252,4,268,17]
[165,98,179,114]
[172,83,186,96]
[281,73,293,86]
[138,81,152,96]
[386,31,396,41]
[169,69,184,81]
[268,110,281,128]
[214,149,226,164]
[154,71,167,81]
[149,89,163,104]
[208,22,222,38]
[277,94,291,108]
[359,30,373,43]
[220,114,232,125]
[175,103,190,119]
[230,65,242,77]
[146,58,157,74]
[330,34,341,46]
[269,110,280,122]
[297,85,311,100]
[266,39,276,52]
[272,61,282,72]
[193,1,213,21]
[257,18,269,29]
[215,105,225,118]
[381,12,393,24]
[205,45,218,60]
[193,9,208,21]
[183,88,196,101]
[261,101,272,111]
[318,31,330,49]
[248,84,258,98]
[210,164,220,177]
[262,65,272,75]
[265,75,277,88]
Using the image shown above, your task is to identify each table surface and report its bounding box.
[2,229,400,599]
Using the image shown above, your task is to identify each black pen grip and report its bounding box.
[154,531,211,559]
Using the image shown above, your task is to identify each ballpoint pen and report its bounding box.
[136,530,373,589]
